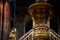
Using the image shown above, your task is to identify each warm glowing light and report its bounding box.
[4,1,10,32]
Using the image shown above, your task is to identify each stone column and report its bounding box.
[0,2,3,40]
[3,1,10,40]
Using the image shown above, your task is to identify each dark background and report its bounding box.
[16,0,60,40]
[10,0,16,29]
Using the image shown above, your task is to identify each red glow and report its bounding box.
[4,1,10,32]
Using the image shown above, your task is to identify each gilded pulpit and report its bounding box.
[19,0,60,40]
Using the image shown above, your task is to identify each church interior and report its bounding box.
[0,0,60,40]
